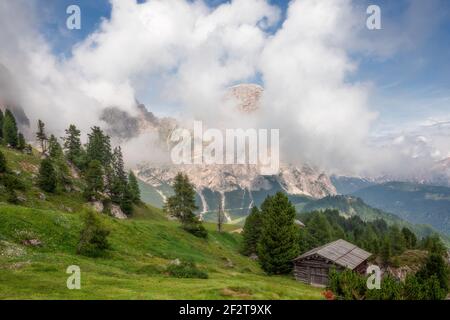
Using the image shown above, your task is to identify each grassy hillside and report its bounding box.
[0,204,322,300]
[0,145,323,300]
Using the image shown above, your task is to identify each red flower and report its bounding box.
[322,290,335,300]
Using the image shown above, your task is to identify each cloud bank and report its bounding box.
[0,0,448,178]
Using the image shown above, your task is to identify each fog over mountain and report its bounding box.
[0,0,449,184]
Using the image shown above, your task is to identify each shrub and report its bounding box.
[1,173,25,191]
[366,275,403,300]
[183,220,208,239]
[166,260,208,279]
[6,186,19,204]
[77,210,110,257]
[38,158,57,193]
[0,150,7,173]
[328,269,366,300]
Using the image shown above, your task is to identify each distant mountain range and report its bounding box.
[331,175,450,236]
[351,182,450,236]
[136,163,335,224]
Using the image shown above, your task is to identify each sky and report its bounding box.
[1,0,449,177]
[34,0,450,133]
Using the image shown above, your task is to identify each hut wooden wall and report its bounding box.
[293,254,342,286]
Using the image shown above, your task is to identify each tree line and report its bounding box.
[0,110,140,215]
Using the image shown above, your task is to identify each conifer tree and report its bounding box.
[48,134,71,189]
[416,253,449,297]
[3,109,18,147]
[63,124,85,169]
[17,133,26,151]
[164,172,207,238]
[36,119,48,154]
[401,227,417,249]
[241,206,262,256]
[128,170,141,203]
[0,149,7,173]
[38,158,57,193]
[49,135,64,159]
[108,147,127,205]
[120,185,134,216]
[381,237,391,266]
[77,210,110,257]
[86,126,111,165]
[84,160,104,201]
[388,225,406,255]
[257,192,299,274]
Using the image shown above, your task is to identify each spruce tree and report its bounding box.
[84,160,104,201]
[3,109,18,147]
[257,192,299,275]
[86,126,112,165]
[77,210,110,257]
[106,147,127,206]
[388,225,406,255]
[49,135,64,159]
[49,134,71,189]
[36,120,48,153]
[164,172,207,238]
[17,133,26,151]
[401,227,417,249]
[63,124,84,169]
[0,149,7,173]
[38,158,57,193]
[416,253,449,295]
[381,237,391,266]
[120,185,134,216]
[241,206,262,256]
[128,170,141,203]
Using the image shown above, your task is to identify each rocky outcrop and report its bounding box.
[137,163,336,199]
[110,204,127,220]
[227,83,263,113]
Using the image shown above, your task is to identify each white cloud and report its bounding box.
[0,0,448,179]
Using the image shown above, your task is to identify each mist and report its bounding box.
[0,0,447,179]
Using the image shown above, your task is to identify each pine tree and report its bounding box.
[86,126,112,165]
[120,184,134,216]
[83,160,104,201]
[107,147,127,205]
[0,149,7,173]
[38,158,57,193]
[17,133,26,151]
[257,192,299,274]
[241,206,262,256]
[63,124,85,169]
[381,237,391,266]
[388,225,406,255]
[164,172,207,238]
[416,253,449,295]
[49,135,64,159]
[401,227,417,249]
[3,109,18,147]
[36,120,48,154]
[48,134,71,189]
[128,170,141,203]
[77,210,110,257]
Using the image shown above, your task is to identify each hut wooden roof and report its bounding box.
[293,239,371,270]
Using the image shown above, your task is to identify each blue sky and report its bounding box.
[35,0,450,134]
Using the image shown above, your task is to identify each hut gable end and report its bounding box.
[293,239,372,286]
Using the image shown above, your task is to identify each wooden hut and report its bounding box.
[293,239,371,286]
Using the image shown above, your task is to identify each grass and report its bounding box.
[0,145,322,300]
[0,204,323,300]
